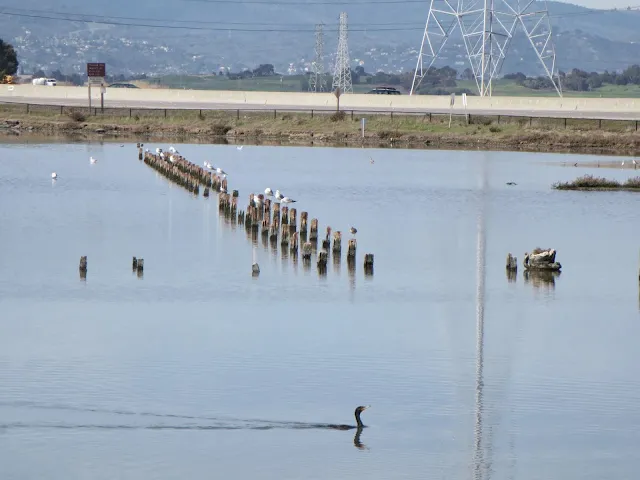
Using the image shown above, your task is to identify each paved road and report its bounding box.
[1,96,639,121]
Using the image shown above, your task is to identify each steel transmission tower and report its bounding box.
[309,23,327,92]
[332,12,353,93]
[410,0,562,97]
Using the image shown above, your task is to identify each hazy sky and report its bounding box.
[562,0,633,8]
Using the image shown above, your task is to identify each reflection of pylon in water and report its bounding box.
[332,12,353,93]
[309,24,327,92]
[410,0,562,97]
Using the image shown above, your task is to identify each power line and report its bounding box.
[0,4,638,32]
[0,6,420,26]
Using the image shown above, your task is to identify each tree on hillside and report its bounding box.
[0,39,19,77]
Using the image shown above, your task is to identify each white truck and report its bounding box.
[31,77,57,86]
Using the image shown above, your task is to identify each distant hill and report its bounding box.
[1,1,639,77]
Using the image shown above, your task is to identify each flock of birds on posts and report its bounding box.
[133,142,374,277]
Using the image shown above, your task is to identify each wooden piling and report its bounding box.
[347,239,357,259]
[203,187,210,197]
[506,253,517,271]
[322,226,332,250]
[79,255,87,273]
[317,250,328,271]
[364,253,374,275]
[332,231,342,255]
[300,211,308,238]
[261,219,270,237]
[281,206,289,225]
[310,218,318,241]
[302,242,313,261]
[132,256,138,270]
[136,258,144,272]
[280,222,290,246]
[288,208,297,234]
[290,232,299,255]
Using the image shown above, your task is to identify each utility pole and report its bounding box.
[410,0,562,97]
[332,12,353,94]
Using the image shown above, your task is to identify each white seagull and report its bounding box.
[51,172,58,179]
[169,146,179,154]
[237,146,244,151]
[281,197,297,204]
[254,195,263,208]
[214,167,227,176]
[90,156,97,164]
[275,190,284,201]
[155,148,162,154]
[265,188,274,197]
[204,161,213,170]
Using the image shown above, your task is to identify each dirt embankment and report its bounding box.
[1,110,639,155]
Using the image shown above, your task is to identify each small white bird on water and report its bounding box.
[51,172,57,179]
[237,146,244,151]
[281,196,296,204]
[90,156,97,164]
[265,188,274,197]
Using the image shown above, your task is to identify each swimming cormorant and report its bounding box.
[328,406,370,430]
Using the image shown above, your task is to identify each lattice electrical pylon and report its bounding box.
[309,23,327,92]
[410,0,562,97]
[332,12,353,94]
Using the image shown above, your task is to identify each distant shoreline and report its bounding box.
[1,109,639,156]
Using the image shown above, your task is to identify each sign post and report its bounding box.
[334,87,342,112]
[86,63,106,114]
[449,93,456,129]
[361,117,366,138]
[462,93,468,124]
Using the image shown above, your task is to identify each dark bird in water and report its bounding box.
[327,406,370,430]
[350,226,357,235]
[505,182,517,186]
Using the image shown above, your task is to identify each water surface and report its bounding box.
[1,142,639,480]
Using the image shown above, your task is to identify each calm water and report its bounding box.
[1,141,639,480]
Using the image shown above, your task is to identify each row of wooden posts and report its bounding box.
[138,144,375,275]
[78,255,144,280]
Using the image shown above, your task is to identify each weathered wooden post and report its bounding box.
[132,256,138,270]
[300,211,308,239]
[364,253,374,276]
[332,231,342,256]
[290,232,299,255]
[322,226,332,250]
[317,250,328,273]
[79,255,87,279]
[506,252,517,282]
[288,208,297,234]
[347,239,357,260]
[302,242,313,262]
[280,222,290,247]
[309,218,318,242]
[334,87,342,113]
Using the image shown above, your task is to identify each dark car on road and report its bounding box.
[366,87,402,95]
[108,83,139,88]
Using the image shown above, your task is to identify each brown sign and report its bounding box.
[87,63,106,78]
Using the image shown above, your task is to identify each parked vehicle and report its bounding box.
[366,87,401,95]
[31,77,57,86]
[108,83,139,88]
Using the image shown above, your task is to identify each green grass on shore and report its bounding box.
[553,174,640,191]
